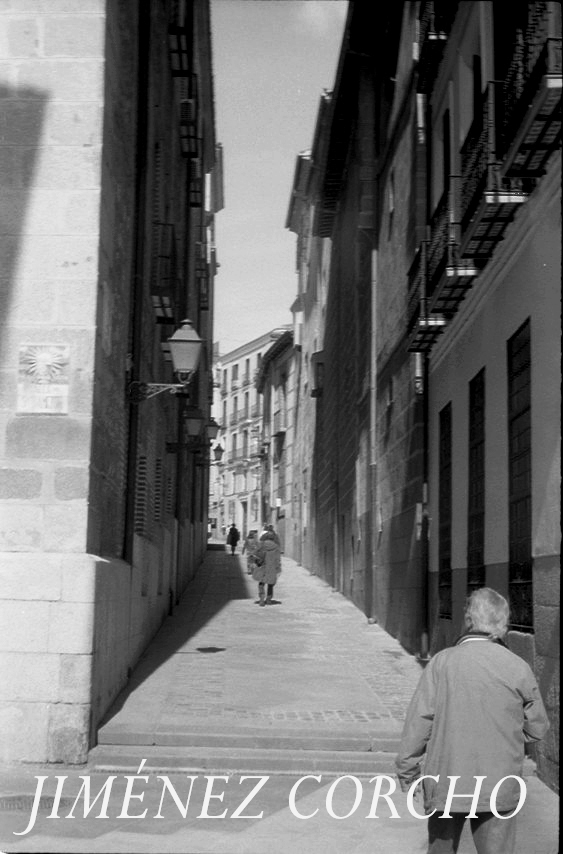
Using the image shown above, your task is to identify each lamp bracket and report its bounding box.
[166,439,210,453]
[128,381,191,403]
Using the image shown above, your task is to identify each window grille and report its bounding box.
[438,403,452,618]
[507,319,533,631]
[467,369,485,591]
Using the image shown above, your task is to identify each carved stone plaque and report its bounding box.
[17,344,70,414]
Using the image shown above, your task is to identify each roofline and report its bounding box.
[215,326,292,364]
[255,330,294,393]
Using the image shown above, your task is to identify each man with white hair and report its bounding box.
[396,587,549,854]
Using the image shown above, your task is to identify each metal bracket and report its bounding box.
[128,381,190,403]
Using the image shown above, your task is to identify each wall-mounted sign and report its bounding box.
[17,344,70,414]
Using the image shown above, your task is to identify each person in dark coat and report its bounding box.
[226,524,240,555]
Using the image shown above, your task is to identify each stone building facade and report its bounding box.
[211,330,285,540]
[286,94,332,572]
[287,6,381,612]
[0,0,222,763]
[255,329,295,554]
[286,1,560,790]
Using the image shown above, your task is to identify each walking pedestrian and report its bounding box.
[260,523,280,546]
[226,523,240,555]
[252,529,281,605]
[242,529,259,574]
[395,587,549,854]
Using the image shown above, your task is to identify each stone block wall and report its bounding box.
[0,0,105,763]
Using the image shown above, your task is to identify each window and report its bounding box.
[442,109,451,194]
[507,319,532,631]
[472,54,482,126]
[232,364,239,381]
[467,370,485,591]
[438,403,452,618]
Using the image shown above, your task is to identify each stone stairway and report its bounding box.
[90,725,401,777]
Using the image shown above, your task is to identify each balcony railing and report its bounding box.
[498,4,561,177]
[416,1,458,94]
[425,179,479,317]
[241,374,252,387]
[407,5,560,356]
[460,84,529,260]
[407,240,446,353]
[230,448,250,463]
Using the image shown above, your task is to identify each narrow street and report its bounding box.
[91,543,422,774]
[0,547,558,853]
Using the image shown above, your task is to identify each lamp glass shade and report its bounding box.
[207,418,220,440]
[185,419,203,437]
[168,319,202,379]
[213,443,224,462]
[184,407,204,437]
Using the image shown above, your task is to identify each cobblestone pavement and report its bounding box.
[97,548,424,746]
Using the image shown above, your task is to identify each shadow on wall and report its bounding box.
[374,388,425,654]
[0,85,49,372]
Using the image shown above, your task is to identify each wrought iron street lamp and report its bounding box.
[129,319,202,402]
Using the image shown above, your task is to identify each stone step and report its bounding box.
[97,724,401,755]
[88,744,397,777]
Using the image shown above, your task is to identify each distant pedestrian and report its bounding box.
[226,524,240,555]
[252,529,281,606]
[242,529,259,574]
[395,587,549,854]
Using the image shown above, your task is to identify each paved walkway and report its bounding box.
[0,548,558,853]
[94,546,423,764]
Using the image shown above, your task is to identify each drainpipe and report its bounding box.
[367,246,378,621]
[418,352,431,661]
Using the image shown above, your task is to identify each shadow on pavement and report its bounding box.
[97,548,250,729]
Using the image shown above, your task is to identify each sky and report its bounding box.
[210,0,349,355]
